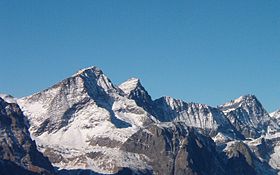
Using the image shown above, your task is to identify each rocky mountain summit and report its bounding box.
[219,95,279,138]
[271,109,280,125]
[1,66,280,175]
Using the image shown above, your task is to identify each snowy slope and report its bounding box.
[270,142,280,174]
[219,95,279,138]
[152,96,239,138]
[270,109,280,118]
[119,78,140,95]
[17,66,155,174]
[0,94,17,103]
[271,109,280,125]
[119,77,155,117]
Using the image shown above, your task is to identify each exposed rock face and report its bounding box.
[152,96,240,138]
[244,134,280,174]
[121,123,226,175]
[219,95,279,138]
[223,140,277,175]
[224,141,257,175]
[0,98,54,175]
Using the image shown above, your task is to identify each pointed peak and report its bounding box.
[128,77,140,82]
[119,77,142,95]
[236,94,257,102]
[222,94,258,106]
[219,94,263,114]
[74,66,119,93]
[72,66,103,77]
[124,77,141,85]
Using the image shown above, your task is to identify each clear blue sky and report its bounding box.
[0,0,280,111]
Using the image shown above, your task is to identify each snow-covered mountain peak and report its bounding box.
[220,94,260,114]
[268,111,280,136]
[271,109,280,119]
[237,94,259,105]
[219,94,278,138]
[118,77,154,117]
[224,94,257,105]
[17,66,157,173]
[119,77,141,95]
[219,94,269,122]
[71,66,120,94]
[0,93,17,103]
[73,66,103,77]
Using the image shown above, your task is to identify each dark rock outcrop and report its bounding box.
[121,122,226,175]
[0,98,55,175]
[223,141,276,175]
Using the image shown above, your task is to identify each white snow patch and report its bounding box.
[0,94,17,103]
[271,109,280,119]
[119,77,140,95]
[212,132,232,143]
[269,143,280,172]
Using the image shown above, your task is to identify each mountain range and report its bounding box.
[1,66,280,175]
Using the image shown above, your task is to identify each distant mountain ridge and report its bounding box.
[1,66,280,175]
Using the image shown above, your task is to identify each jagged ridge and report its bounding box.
[1,66,279,175]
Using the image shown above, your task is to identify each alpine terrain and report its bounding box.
[1,66,280,175]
